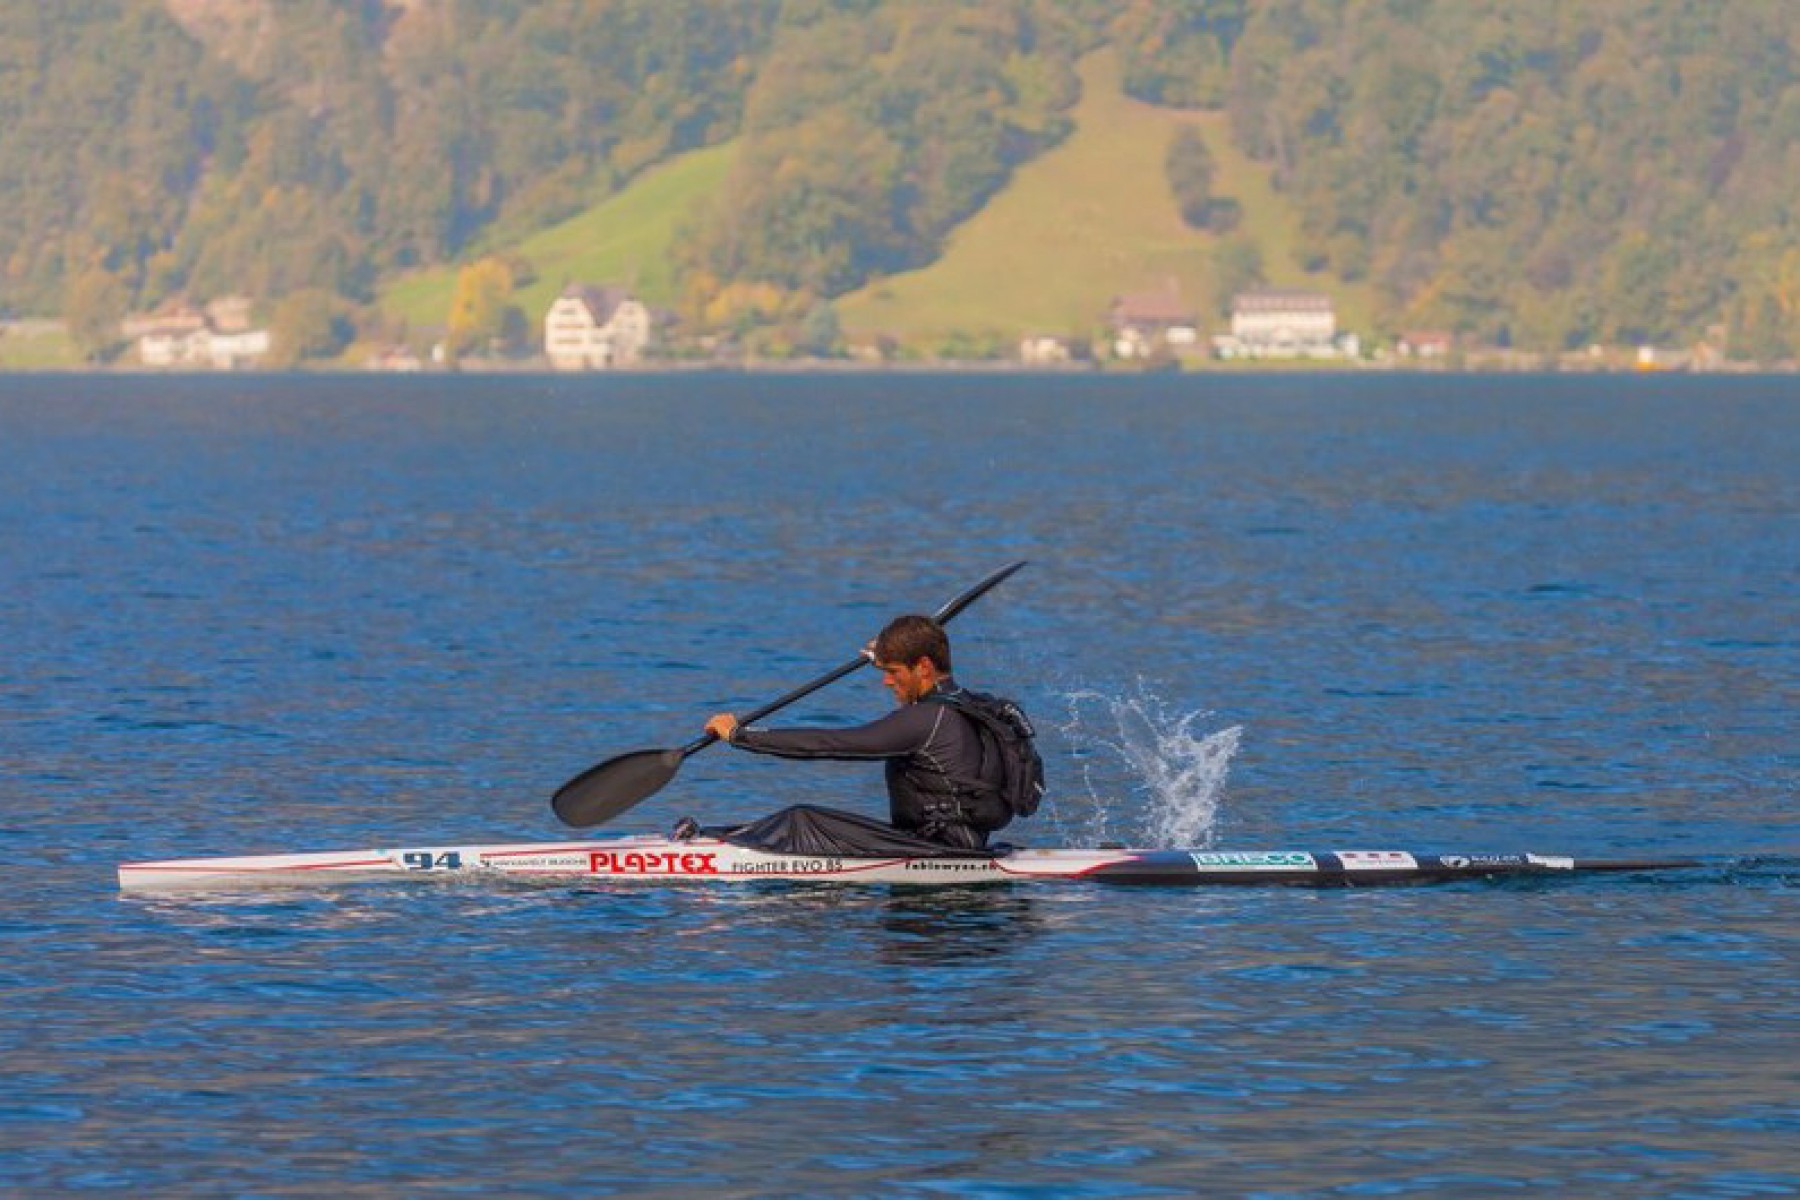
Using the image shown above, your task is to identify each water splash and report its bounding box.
[1051,683,1243,848]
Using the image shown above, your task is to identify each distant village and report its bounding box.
[31,284,1728,374]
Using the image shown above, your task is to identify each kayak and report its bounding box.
[115,834,1700,891]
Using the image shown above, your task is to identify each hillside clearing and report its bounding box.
[835,49,1362,346]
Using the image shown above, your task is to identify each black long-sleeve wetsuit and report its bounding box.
[727,678,1008,848]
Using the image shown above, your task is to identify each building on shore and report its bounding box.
[129,296,270,369]
[544,285,653,369]
[1108,286,1200,360]
[366,344,425,372]
[1019,334,1074,365]
[1396,330,1453,360]
[1214,290,1347,360]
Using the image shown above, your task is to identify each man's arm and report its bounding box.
[709,704,941,761]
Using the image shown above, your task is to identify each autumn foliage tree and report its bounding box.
[446,258,526,358]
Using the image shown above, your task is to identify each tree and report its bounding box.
[268,289,354,367]
[1211,236,1264,316]
[445,258,518,357]
[1601,232,1676,346]
[1114,0,1248,108]
[1733,294,1793,363]
[795,300,843,357]
[63,268,130,362]
[1166,127,1217,229]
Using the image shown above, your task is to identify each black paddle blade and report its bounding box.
[935,559,1027,624]
[551,747,685,828]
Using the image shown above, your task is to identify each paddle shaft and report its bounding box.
[675,656,867,758]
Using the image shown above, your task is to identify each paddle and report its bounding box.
[550,560,1029,828]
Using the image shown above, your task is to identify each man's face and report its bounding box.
[875,656,935,705]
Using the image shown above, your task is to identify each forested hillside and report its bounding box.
[1226,1,1800,356]
[5,0,1800,360]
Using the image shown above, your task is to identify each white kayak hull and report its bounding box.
[116,836,1698,892]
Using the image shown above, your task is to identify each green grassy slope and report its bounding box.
[836,49,1363,345]
[377,141,737,331]
[0,325,78,369]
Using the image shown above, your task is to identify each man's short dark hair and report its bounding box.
[874,615,952,672]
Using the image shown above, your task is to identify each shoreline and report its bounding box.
[0,357,1782,377]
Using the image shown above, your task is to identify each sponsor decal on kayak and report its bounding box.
[903,860,1001,872]
[1525,854,1575,870]
[480,853,597,872]
[1189,851,1317,870]
[1439,854,1530,869]
[590,850,720,875]
[735,858,844,875]
[1335,850,1418,870]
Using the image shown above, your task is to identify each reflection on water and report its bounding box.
[567,880,1046,966]
[873,887,1043,966]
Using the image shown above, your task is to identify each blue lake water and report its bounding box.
[2,371,1796,1196]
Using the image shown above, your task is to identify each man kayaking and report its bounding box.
[704,614,1033,850]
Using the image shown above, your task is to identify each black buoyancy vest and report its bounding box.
[925,688,1046,821]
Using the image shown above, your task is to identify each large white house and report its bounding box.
[544,285,652,369]
[1216,290,1340,359]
